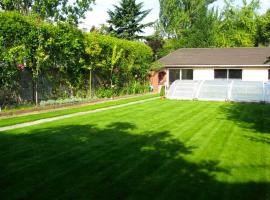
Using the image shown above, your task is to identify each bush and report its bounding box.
[95,88,116,98]
[160,86,166,97]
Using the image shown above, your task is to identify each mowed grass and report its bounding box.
[0,94,158,128]
[0,99,270,200]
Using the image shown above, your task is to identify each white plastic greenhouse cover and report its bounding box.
[166,80,270,103]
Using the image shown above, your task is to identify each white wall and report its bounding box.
[193,68,214,80]
[194,68,269,81]
[167,68,269,83]
[242,69,269,81]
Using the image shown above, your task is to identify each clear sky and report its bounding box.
[79,0,270,34]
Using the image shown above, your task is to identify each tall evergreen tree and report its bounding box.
[107,0,153,40]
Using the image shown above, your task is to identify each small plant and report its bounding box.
[95,88,116,98]
[160,86,166,99]
[39,97,96,107]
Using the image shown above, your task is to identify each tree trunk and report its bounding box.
[34,80,38,106]
[89,69,92,98]
[110,67,114,88]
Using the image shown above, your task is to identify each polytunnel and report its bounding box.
[166,80,270,103]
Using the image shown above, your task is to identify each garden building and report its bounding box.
[151,48,270,102]
[151,48,270,92]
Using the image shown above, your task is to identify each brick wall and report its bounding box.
[150,70,167,93]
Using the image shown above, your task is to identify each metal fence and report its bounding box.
[167,80,270,103]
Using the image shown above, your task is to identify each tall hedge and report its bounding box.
[85,32,153,88]
[0,11,153,105]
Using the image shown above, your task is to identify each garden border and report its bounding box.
[0,97,159,132]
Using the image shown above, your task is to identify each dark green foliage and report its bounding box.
[0,0,95,24]
[145,32,165,60]
[107,0,153,40]
[96,83,150,98]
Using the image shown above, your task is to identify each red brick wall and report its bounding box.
[149,70,167,93]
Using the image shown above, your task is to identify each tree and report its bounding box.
[180,7,219,48]
[159,0,216,39]
[158,0,218,50]
[81,32,103,97]
[215,0,260,47]
[110,45,124,88]
[256,9,270,46]
[107,0,153,40]
[145,32,165,60]
[0,0,95,24]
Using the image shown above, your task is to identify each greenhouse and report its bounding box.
[166,80,270,103]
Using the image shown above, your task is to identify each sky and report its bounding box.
[79,0,270,35]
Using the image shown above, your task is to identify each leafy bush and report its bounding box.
[160,86,166,97]
[95,88,116,98]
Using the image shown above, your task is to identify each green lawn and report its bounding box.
[0,99,270,200]
[0,94,158,128]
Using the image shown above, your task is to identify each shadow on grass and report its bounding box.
[221,103,270,147]
[221,103,270,133]
[0,122,268,200]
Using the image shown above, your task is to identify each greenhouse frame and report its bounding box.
[167,80,270,103]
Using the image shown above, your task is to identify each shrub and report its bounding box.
[95,88,116,98]
[160,86,166,97]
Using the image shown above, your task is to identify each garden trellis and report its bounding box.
[167,80,270,103]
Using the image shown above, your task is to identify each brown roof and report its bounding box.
[159,48,270,67]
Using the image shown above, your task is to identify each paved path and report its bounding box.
[0,97,159,132]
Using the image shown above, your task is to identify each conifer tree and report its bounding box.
[107,0,153,40]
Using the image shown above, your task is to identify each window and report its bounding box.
[229,69,242,79]
[182,69,193,80]
[169,69,180,85]
[215,69,242,80]
[169,69,194,85]
[214,69,227,79]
